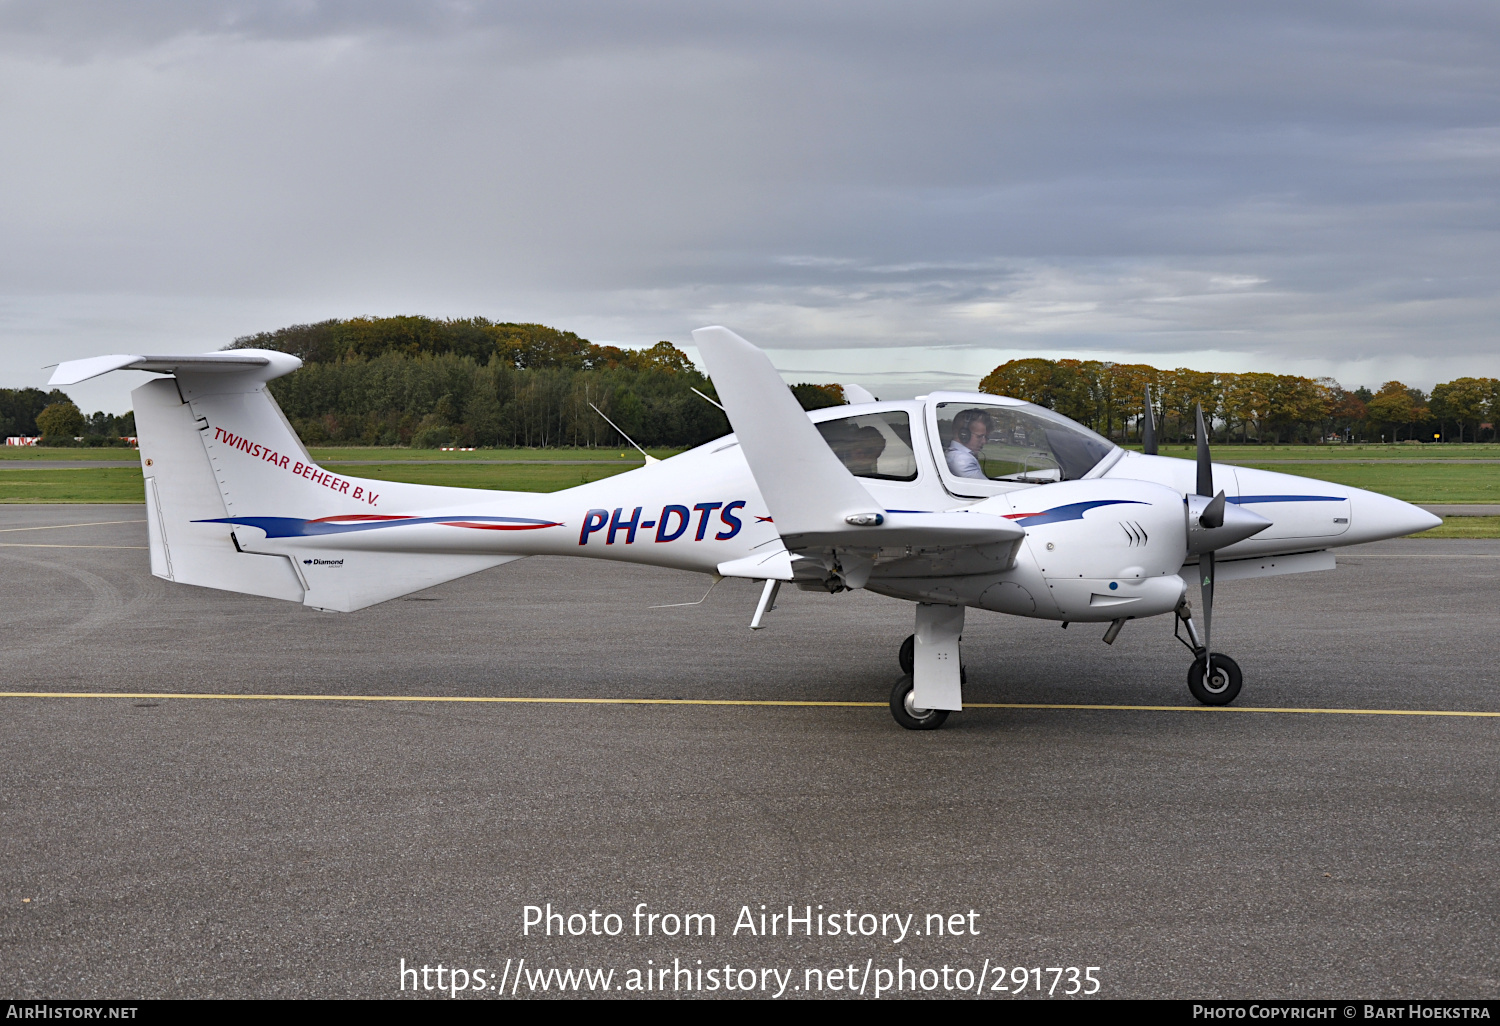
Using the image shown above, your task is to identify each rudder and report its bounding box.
[135,376,306,601]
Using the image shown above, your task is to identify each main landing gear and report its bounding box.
[1174,601,1242,706]
[890,677,948,730]
[892,623,966,731]
[897,634,965,683]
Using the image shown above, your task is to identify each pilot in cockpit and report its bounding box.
[945,408,994,478]
[823,422,887,477]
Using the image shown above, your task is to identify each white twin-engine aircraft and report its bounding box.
[51,327,1438,729]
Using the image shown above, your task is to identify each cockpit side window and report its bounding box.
[816,411,918,482]
[935,402,1114,483]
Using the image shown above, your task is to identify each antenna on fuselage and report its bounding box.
[588,402,661,465]
[690,386,725,412]
[1142,385,1158,456]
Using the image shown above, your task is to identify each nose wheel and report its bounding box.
[1187,651,1242,705]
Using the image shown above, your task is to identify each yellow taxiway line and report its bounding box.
[0,692,1496,718]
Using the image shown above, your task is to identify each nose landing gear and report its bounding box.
[1187,651,1242,705]
[1175,600,1242,706]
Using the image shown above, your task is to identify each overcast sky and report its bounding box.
[3,0,1498,414]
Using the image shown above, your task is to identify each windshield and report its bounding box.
[935,402,1115,483]
[816,411,918,482]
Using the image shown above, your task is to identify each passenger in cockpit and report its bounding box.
[945,408,994,478]
[844,426,886,476]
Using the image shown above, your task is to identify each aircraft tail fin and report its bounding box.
[76,351,518,611]
[134,373,310,604]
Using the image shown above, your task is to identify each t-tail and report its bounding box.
[50,351,528,611]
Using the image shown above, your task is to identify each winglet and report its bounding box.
[692,326,881,541]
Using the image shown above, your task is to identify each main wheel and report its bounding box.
[1187,652,1242,706]
[890,677,949,730]
[897,634,966,683]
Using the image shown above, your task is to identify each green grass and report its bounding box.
[1134,443,1500,460]
[5,444,1499,514]
[0,467,147,502]
[1422,517,1500,538]
[0,462,638,502]
[342,462,637,491]
[1237,462,1500,503]
[0,445,683,463]
[0,447,141,461]
[311,446,682,463]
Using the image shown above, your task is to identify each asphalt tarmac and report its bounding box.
[2,505,1497,1000]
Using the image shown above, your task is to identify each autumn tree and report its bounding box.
[791,383,846,410]
[1429,377,1494,442]
[978,359,1056,406]
[36,401,84,440]
[1366,381,1416,441]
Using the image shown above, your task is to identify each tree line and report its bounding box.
[14,315,1495,449]
[979,358,1500,444]
[12,317,848,449]
[2,387,135,444]
[236,317,736,448]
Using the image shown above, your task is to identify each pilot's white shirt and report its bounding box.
[945,440,986,478]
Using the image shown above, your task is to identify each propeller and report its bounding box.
[1142,385,1157,456]
[1195,404,1217,675]
[1185,403,1272,674]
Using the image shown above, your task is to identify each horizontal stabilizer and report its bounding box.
[49,349,302,386]
[287,550,524,612]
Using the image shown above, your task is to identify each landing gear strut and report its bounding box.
[891,605,966,730]
[1175,600,1242,706]
[897,634,965,684]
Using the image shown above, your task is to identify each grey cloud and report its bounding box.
[2,1,1499,413]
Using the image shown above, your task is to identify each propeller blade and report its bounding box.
[1142,385,1157,456]
[1199,550,1214,665]
[1200,489,1226,529]
[1194,403,1213,497]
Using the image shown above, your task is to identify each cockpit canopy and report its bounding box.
[815,411,919,482]
[807,391,1118,496]
[931,397,1116,484]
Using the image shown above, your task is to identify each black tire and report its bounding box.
[890,677,949,730]
[1187,652,1242,706]
[898,634,967,682]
